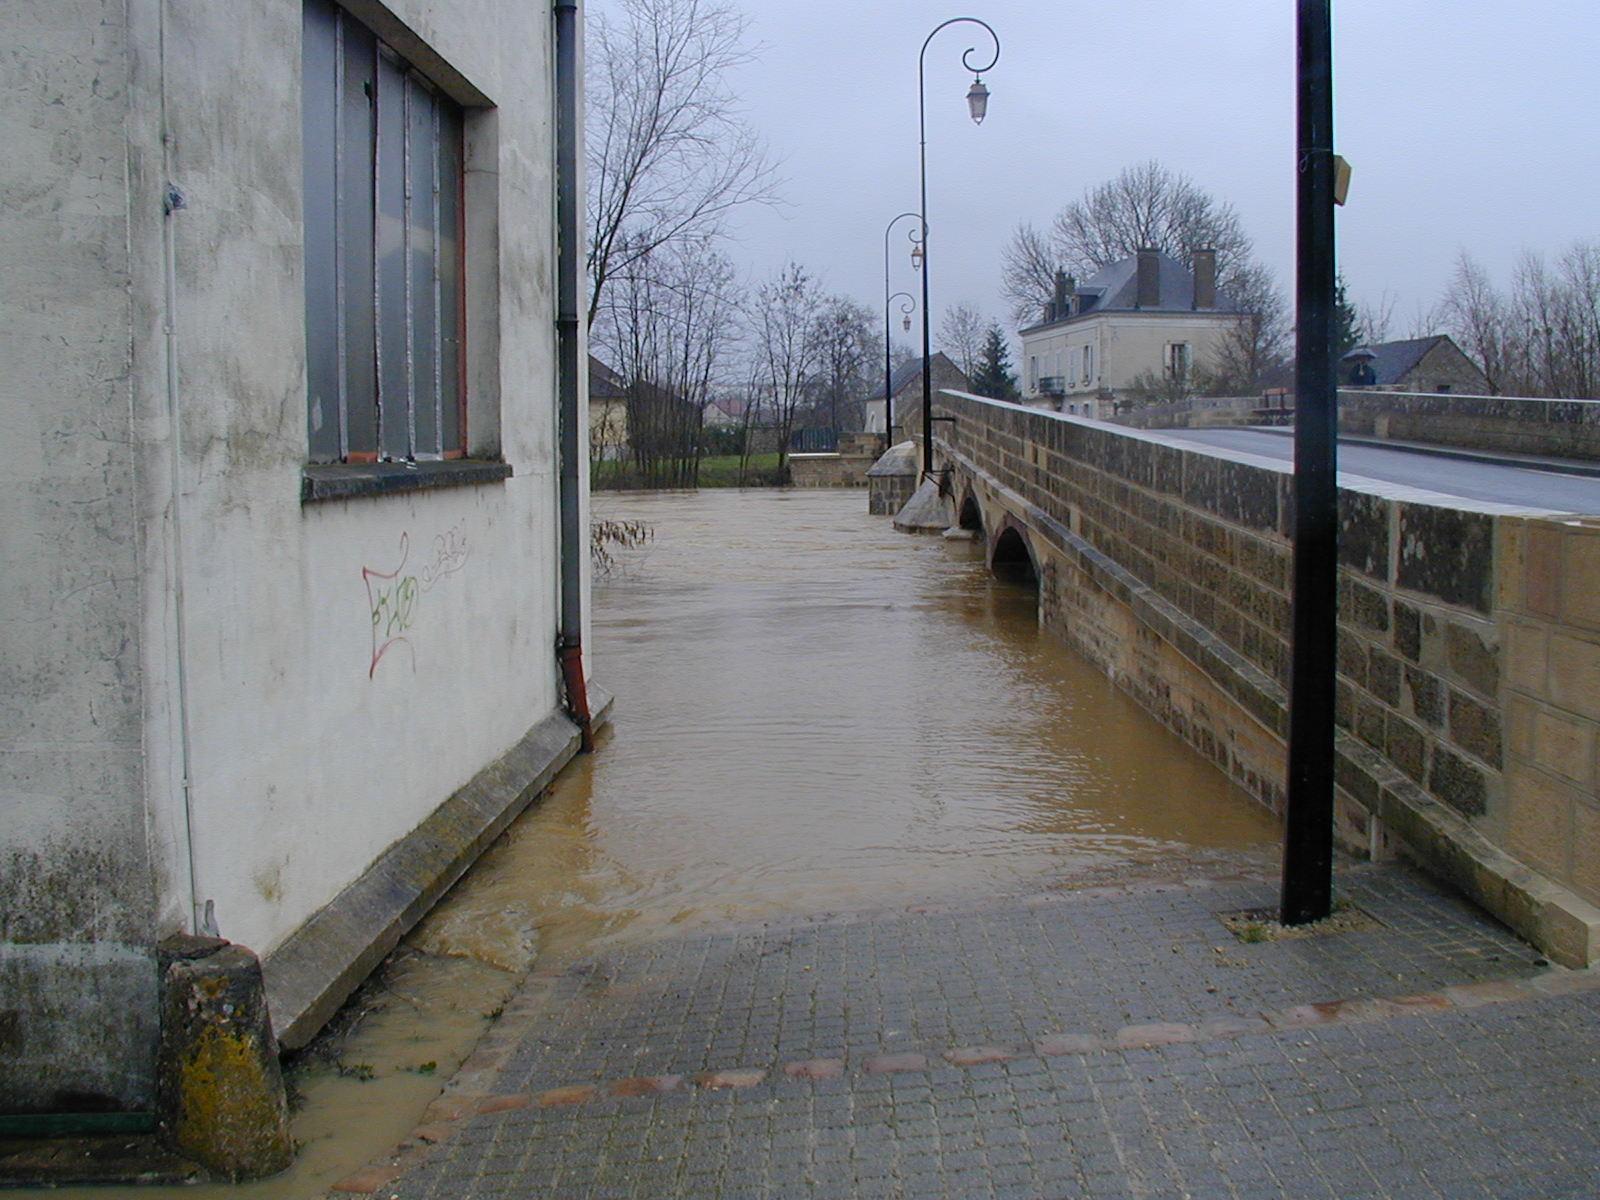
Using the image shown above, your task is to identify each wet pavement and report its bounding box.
[349,865,1600,1199]
[311,489,1600,1198]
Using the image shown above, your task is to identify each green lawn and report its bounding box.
[593,453,785,490]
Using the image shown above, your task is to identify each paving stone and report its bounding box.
[371,864,1600,1199]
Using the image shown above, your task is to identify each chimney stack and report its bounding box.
[1136,248,1160,308]
[1192,247,1217,310]
[1053,269,1071,318]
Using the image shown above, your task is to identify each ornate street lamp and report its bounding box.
[883,210,922,444]
[917,17,1000,478]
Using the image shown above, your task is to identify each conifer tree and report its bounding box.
[1333,272,1362,357]
[971,324,1021,401]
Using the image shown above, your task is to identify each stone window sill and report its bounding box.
[301,459,512,504]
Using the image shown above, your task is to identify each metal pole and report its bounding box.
[1281,0,1337,924]
[917,17,999,481]
[918,49,932,479]
[884,212,921,446]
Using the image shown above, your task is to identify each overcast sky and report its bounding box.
[599,0,1599,346]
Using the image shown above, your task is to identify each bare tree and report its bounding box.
[1205,262,1289,394]
[586,0,779,329]
[597,239,742,487]
[750,262,822,474]
[1050,160,1253,287]
[1356,289,1399,345]
[1000,222,1057,326]
[1506,243,1600,399]
[1437,251,1510,394]
[1436,242,1600,399]
[938,303,986,378]
[808,295,879,434]
[1001,161,1263,339]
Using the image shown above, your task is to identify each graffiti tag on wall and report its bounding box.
[363,525,470,677]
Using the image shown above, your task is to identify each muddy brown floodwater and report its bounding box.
[76,488,1279,1198]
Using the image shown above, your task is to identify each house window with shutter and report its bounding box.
[302,0,466,463]
[1165,342,1192,380]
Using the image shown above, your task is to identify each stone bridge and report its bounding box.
[916,390,1600,966]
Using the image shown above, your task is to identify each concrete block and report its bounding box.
[1429,745,1488,818]
[1505,621,1548,695]
[1448,689,1503,769]
[1444,620,1499,698]
[1547,632,1600,721]
[1393,600,1422,662]
[1505,695,1537,760]
[1570,801,1600,906]
[1336,631,1369,688]
[1496,519,1527,612]
[1561,529,1600,631]
[1531,707,1595,786]
[1397,504,1494,614]
[1337,490,1391,581]
[1403,664,1443,728]
[1525,525,1562,619]
[1368,646,1402,706]
[1384,717,1428,785]
[156,938,291,1180]
[1506,767,1574,880]
[1339,575,1389,633]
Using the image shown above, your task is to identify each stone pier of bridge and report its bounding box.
[888,389,1600,967]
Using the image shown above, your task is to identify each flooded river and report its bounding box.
[91,488,1279,1197]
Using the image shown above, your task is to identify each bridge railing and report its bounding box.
[931,387,1600,966]
[1108,388,1600,464]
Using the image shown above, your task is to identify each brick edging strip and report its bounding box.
[329,964,1599,1193]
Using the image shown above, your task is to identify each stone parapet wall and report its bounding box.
[1117,389,1600,462]
[1108,396,1270,431]
[933,390,1600,963]
[1338,390,1600,462]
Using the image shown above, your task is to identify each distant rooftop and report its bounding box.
[1021,250,1241,334]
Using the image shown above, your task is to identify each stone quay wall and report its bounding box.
[932,390,1600,964]
[789,434,884,488]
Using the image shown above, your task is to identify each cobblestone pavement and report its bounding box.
[340,865,1600,1198]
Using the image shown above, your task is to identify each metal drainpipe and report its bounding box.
[553,0,592,750]
[158,0,205,937]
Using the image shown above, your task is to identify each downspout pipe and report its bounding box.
[554,0,593,750]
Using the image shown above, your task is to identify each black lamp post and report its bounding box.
[883,210,922,444]
[1281,0,1338,925]
[917,17,999,479]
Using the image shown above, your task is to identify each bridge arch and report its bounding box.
[956,488,984,533]
[988,517,1038,588]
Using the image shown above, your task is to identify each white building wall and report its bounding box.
[2,0,577,1110]
[0,0,161,1113]
[1022,312,1239,414]
[133,0,565,958]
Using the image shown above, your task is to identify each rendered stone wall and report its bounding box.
[934,390,1600,963]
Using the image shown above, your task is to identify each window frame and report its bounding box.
[302,0,468,467]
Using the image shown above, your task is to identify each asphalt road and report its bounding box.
[1165,427,1600,514]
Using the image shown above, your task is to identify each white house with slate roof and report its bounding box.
[1019,249,1242,417]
